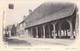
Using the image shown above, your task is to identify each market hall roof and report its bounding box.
[25,2,77,28]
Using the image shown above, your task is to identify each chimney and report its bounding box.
[23,15,25,20]
[29,9,32,15]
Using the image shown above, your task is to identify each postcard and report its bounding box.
[0,0,80,51]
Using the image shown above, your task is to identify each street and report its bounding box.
[5,36,76,46]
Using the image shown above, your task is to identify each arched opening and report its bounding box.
[32,27,36,38]
[45,23,53,38]
[49,23,53,38]
[45,24,49,38]
[61,19,70,39]
[38,26,43,38]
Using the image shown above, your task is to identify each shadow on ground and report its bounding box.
[7,39,31,46]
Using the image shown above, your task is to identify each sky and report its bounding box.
[2,0,79,28]
[3,0,43,28]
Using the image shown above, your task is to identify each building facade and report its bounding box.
[4,24,17,37]
[16,15,29,37]
[16,21,25,36]
[11,25,16,36]
[25,2,79,39]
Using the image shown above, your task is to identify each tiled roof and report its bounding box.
[26,2,77,28]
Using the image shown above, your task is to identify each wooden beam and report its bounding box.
[51,21,57,25]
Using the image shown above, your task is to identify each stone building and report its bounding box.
[16,15,29,37]
[11,24,16,36]
[16,21,25,36]
[4,25,13,37]
[4,24,17,37]
[25,2,79,39]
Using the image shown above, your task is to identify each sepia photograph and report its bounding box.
[0,0,80,51]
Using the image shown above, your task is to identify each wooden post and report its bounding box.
[52,21,57,39]
[66,19,74,39]
[57,30,58,37]
[42,24,46,38]
[66,30,68,36]
[41,27,43,38]
[63,30,65,36]
[75,14,79,39]
[58,21,62,38]
[35,27,38,38]
[70,22,74,39]
[29,29,31,38]
[53,24,56,39]
[28,29,30,37]
[31,28,33,38]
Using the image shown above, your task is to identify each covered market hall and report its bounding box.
[25,2,79,39]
